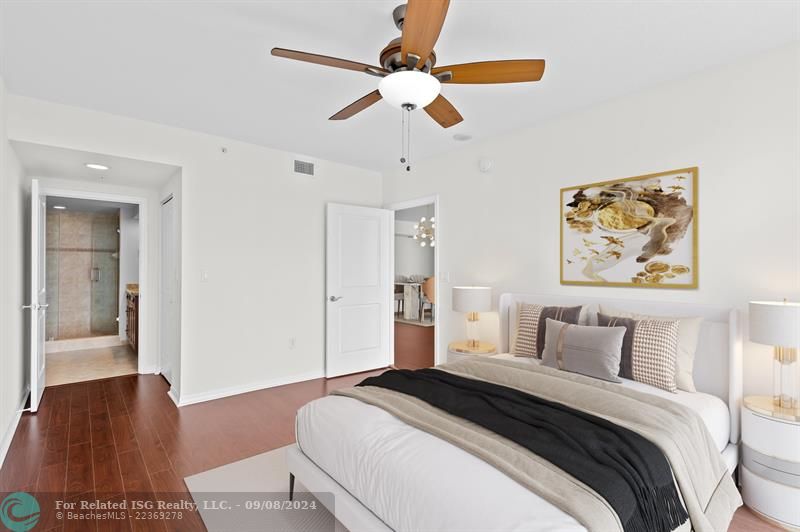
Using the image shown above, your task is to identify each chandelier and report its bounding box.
[413,216,435,248]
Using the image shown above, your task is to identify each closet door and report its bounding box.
[160,196,178,385]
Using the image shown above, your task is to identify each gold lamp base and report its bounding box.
[466,312,481,349]
[773,346,799,410]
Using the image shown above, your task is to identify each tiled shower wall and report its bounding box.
[46,211,120,340]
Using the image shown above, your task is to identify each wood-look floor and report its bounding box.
[46,344,138,386]
[0,372,780,532]
[394,321,435,369]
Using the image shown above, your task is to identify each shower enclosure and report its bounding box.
[46,210,120,340]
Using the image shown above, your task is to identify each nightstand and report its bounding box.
[447,341,497,363]
[741,396,800,529]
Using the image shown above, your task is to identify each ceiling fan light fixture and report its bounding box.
[378,71,441,110]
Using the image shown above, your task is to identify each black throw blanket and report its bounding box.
[357,369,688,532]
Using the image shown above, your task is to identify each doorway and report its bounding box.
[388,196,439,369]
[28,180,151,411]
[42,195,140,386]
[322,198,440,377]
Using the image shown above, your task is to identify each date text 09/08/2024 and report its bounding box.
[53,498,319,512]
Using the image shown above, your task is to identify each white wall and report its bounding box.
[0,77,28,466]
[6,96,383,403]
[395,220,434,279]
[118,204,139,340]
[382,43,800,396]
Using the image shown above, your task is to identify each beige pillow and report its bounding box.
[599,305,703,392]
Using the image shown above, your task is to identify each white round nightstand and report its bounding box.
[447,341,497,363]
[741,396,800,529]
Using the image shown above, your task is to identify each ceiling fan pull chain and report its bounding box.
[406,108,412,172]
[400,108,406,165]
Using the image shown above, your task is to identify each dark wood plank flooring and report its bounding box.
[394,321,434,369]
[0,371,780,532]
[0,370,381,531]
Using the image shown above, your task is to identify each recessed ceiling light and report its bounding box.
[452,133,472,141]
[53,205,66,210]
[85,163,110,170]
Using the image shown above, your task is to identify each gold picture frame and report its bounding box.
[560,167,698,289]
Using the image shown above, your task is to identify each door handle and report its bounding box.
[22,304,35,310]
[328,296,343,302]
[39,304,49,310]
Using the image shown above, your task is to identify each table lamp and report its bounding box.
[749,300,800,411]
[452,286,492,348]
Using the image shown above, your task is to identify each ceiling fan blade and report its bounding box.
[424,94,463,128]
[401,0,450,69]
[432,60,546,84]
[271,48,388,76]
[329,90,383,120]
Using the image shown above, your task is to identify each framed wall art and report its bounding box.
[560,167,698,289]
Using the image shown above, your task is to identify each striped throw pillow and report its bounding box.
[512,303,582,358]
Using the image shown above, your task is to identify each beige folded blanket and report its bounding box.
[333,357,741,532]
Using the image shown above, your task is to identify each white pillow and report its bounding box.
[599,305,703,392]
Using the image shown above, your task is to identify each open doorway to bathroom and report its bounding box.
[392,201,437,369]
[44,196,140,386]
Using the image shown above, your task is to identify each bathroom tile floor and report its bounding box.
[46,344,138,386]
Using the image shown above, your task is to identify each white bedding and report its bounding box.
[296,357,733,532]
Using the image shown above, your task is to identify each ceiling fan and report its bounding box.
[271,0,546,129]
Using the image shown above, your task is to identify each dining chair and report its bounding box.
[420,277,435,323]
[394,283,404,315]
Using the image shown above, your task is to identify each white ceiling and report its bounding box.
[47,196,135,214]
[2,1,798,172]
[396,204,434,222]
[11,141,179,188]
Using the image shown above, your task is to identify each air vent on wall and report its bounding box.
[294,160,315,176]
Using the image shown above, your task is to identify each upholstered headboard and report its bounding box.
[498,293,744,444]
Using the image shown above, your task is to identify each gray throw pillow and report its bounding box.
[596,313,636,379]
[541,319,625,383]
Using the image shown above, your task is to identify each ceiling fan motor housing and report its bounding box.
[380,37,436,73]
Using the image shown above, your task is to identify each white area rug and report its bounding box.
[185,446,347,532]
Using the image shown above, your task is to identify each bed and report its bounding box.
[287,293,743,532]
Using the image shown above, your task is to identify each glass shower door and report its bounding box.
[90,213,120,336]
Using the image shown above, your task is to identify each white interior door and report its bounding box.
[160,196,177,385]
[28,179,47,412]
[326,203,393,378]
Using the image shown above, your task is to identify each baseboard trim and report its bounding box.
[138,365,159,375]
[174,370,325,407]
[0,387,30,470]
[167,389,180,407]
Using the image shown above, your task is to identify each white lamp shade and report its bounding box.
[452,286,492,313]
[749,301,800,347]
[378,71,441,109]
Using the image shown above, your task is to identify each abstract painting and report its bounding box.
[560,167,697,288]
